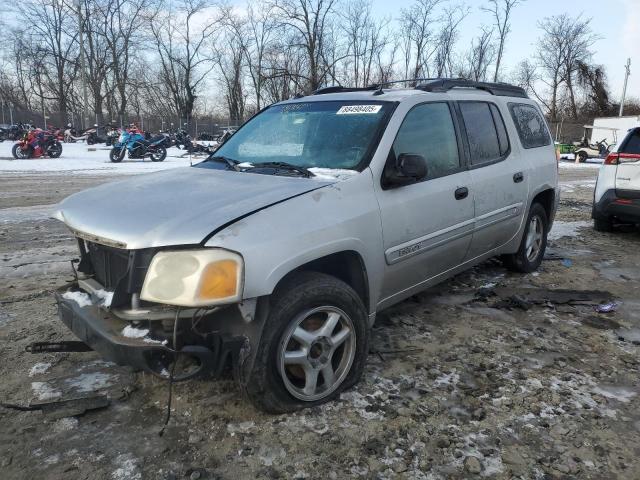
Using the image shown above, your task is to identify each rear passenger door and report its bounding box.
[457,101,528,259]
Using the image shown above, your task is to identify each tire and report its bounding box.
[48,141,62,158]
[150,147,167,162]
[577,151,588,163]
[503,203,548,273]
[593,215,614,232]
[12,144,31,159]
[110,147,125,163]
[239,271,369,413]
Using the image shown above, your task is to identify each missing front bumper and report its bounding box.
[54,287,246,381]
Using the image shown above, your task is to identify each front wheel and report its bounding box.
[12,143,31,159]
[48,141,62,158]
[110,147,125,163]
[150,147,167,162]
[239,272,369,413]
[503,203,548,273]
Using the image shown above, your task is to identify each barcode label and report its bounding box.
[336,105,382,115]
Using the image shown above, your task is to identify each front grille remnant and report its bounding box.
[85,241,130,289]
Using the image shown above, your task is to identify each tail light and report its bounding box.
[605,152,640,165]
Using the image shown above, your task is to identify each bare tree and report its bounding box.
[269,0,342,93]
[399,0,442,80]
[460,27,495,81]
[560,15,597,119]
[434,4,468,78]
[483,0,522,82]
[535,15,569,121]
[150,0,220,124]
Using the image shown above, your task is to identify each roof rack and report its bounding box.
[416,78,528,98]
[310,78,529,99]
[313,79,439,96]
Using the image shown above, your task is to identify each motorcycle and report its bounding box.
[110,129,167,163]
[64,124,104,144]
[1,123,29,142]
[12,129,63,159]
[105,125,120,146]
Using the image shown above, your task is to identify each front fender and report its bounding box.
[204,169,385,314]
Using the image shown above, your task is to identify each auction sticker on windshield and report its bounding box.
[336,105,383,115]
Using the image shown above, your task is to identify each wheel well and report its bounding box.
[532,188,555,222]
[276,251,369,310]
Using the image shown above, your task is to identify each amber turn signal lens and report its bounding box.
[197,260,239,300]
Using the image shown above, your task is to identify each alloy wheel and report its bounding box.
[277,306,356,402]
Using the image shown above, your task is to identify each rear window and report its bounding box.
[621,130,640,154]
[508,103,551,149]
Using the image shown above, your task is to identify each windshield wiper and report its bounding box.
[250,161,315,178]
[208,155,240,171]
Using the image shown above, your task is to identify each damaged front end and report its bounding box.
[55,237,266,381]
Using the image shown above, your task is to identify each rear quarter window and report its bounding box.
[508,103,551,149]
[621,130,640,154]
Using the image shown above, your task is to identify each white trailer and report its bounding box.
[592,116,640,146]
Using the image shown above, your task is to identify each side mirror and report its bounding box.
[384,153,428,187]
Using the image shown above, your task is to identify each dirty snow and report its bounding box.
[31,381,62,401]
[111,454,142,480]
[121,325,149,338]
[62,291,93,308]
[65,372,115,392]
[558,159,603,169]
[94,289,114,307]
[28,362,52,377]
[308,167,359,181]
[548,220,591,240]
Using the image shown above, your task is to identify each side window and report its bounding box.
[392,102,460,179]
[508,103,551,149]
[459,102,504,165]
[490,104,509,156]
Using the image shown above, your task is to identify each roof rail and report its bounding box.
[416,78,528,98]
[312,85,378,95]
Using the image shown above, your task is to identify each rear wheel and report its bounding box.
[239,272,369,413]
[150,147,167,162]
[503,203,548,273]
[48,141,62,158]
[577,151,588,163]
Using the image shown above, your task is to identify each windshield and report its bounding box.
[212,101,392,170]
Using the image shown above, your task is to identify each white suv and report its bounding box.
[593,127,640,231]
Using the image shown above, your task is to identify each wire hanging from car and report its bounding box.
[158,308,181,437]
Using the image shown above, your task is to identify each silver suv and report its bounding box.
[53,79,559,412]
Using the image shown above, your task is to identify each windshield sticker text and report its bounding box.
[337,105,382,115]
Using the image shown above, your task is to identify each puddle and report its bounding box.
[548,221,591,241]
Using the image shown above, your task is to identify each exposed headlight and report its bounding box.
[140,249,243,307]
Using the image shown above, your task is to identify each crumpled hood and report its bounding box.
[54,167,334,249]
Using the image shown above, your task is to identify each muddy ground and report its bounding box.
[1,165,639,480]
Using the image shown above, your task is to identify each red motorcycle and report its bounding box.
[12,128,63,159]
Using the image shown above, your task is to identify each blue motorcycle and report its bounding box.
[109,129,167,163]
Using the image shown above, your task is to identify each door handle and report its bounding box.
[454,187,469,200]
[513,172,524,183]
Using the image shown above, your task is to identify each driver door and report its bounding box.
[375,102,474,307]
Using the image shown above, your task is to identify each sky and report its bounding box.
[369,0,639,102]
